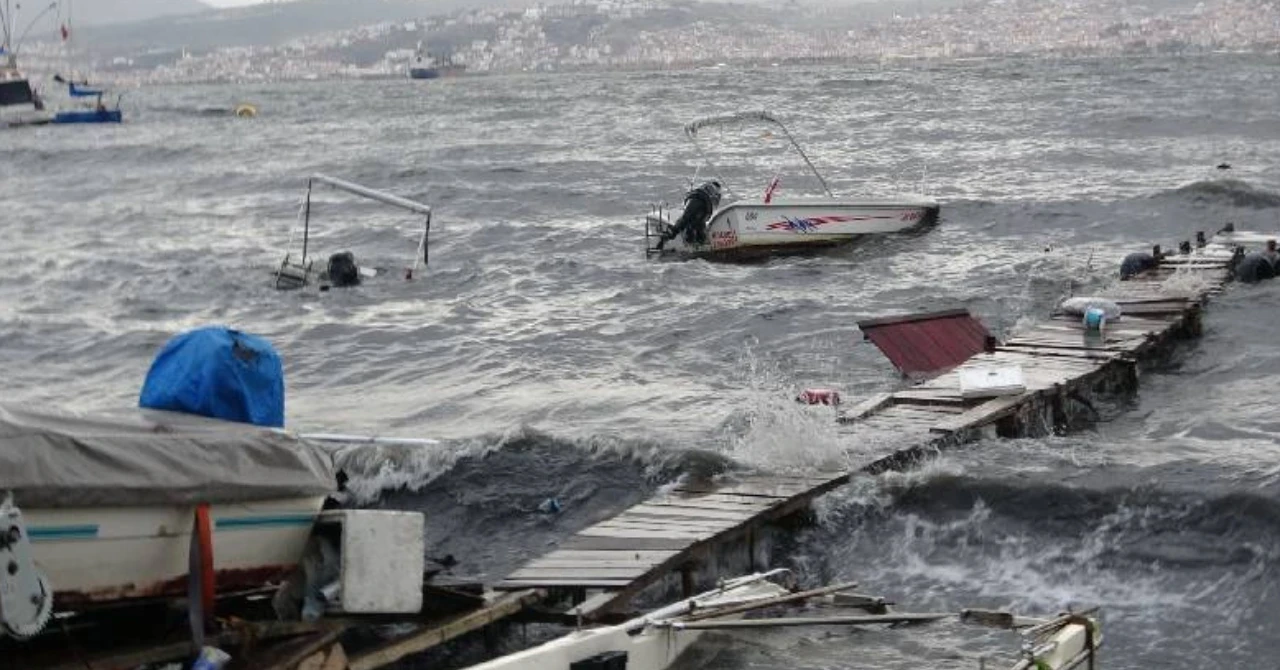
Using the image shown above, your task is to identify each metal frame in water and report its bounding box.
[275,173,433,290]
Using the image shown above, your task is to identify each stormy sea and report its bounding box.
[3,53,1279,668]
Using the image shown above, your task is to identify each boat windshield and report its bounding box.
[0,79,36,106]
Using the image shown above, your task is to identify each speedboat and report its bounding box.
[646,111,939,260]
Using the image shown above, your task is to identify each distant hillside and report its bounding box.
[73,0,211,26]
[85,0,536,52]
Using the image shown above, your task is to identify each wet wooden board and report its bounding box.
[507,566,652,579]
[929,395,1028,433]
[559,535,698,551]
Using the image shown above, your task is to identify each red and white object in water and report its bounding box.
[797,388,841,405]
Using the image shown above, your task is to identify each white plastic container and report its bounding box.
[315,510,425,614]
[958,366,1027,399]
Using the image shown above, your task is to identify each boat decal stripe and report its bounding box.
[28,524,100,541]
[764,214,899,231]
[214,513,317,530]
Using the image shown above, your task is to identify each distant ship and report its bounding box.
[408,41,466,80]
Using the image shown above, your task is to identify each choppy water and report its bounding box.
[4,53,1280,668]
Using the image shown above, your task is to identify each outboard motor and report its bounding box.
[326,251,361,288]
[660,181,722,248]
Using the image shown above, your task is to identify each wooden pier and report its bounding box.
[496,225,1268,620]
[14,227,1268,670]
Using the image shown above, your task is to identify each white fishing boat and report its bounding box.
[0,62,51,127]
[646,111,939,260]
[274,173,433,290]
[0,4,57,128]
[0,403,335,638]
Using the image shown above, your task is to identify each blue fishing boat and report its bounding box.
[51,79,122,124]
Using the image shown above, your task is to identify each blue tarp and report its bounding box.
[139,326,285,428]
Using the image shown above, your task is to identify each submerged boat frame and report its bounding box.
[465,569,1102,670]
[645,110,939,260]
[275,173,433,290]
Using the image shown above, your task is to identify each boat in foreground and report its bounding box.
[646,111,939,260]
[0,401,334,630]
[464,569,1101,670]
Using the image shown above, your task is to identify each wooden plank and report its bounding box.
[507,566,650,579]
[627,503,762,520]
[348,589,544,670]
[995,344,1121,360]
[495,578,633,588]
[578,526,710,540]
[884,405,967,417]
[589,516,725,531]
[561,535,695,551]
[645,495,777,510]
[669,481,816,499]
[891,389,968,403]
[538,549,679,562]
[664,491,796,507]
[597,518,728,533]
[891,400,967,413]
[930,395,1027,434]
[837,392,895,422]
[523,558,665,570]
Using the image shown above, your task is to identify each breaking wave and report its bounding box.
[1157,178,1280,209]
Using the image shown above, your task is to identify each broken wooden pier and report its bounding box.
[495,224,1270,621]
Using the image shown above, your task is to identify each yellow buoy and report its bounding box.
[233,103,258,118]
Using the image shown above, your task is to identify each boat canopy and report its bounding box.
[0,403,336,508]
[683,110,785,137]
[68,82,103,98]
[276,173,433,289]
[682,109,833,198]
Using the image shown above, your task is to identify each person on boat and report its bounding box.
[658,180,722,249]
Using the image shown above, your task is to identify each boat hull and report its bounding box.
[467,577,790,670]
[651,198,940,260]
[25,496,325,607]
[52,108,122,124]
[1,106,54,128]
[409,67,440,80]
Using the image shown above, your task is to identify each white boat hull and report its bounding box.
[466,576,790,670]
[650,197,939,259]
[25,497,325,606]
[1,104,54,127]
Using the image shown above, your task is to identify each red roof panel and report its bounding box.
[858,309,992,378]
